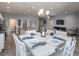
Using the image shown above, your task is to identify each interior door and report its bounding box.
[9,19,16,32]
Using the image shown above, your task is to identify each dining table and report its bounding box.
[19,31,72,56]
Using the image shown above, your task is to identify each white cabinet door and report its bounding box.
[0,33,5,50]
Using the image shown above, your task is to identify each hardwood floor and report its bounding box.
[0,33,79,56]
[0,33,16,56]
[73,36,79,56]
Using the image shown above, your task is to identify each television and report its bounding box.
[56,20,64,25]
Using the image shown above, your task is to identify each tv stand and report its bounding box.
[53,26,66,31]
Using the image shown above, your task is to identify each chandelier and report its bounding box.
[38,9,50,17]
[38,9,50,37]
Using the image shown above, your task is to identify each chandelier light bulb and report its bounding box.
[38,8,44,16]
[46,11,50,15]
[40,9,44,14]
[38,12,41,16]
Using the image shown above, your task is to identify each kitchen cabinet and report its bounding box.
[0,32,5,52]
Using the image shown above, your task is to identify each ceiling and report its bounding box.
[0,2,79,16]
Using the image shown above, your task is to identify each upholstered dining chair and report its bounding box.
[50,37,76,56]
[62,37,76,56]
[13,33,27,56]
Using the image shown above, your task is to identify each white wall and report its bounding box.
[2,13,79,31]
[2,13,39,32]
[75,14,79,27]
[52,14,79,29]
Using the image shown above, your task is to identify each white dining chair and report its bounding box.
[51,37,76,56]
[62,37,76,56]
[13,33,27,56]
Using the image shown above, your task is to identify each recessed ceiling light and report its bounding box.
[6,6,10,9]
[32,7,35,9]
[7,2,10,4]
